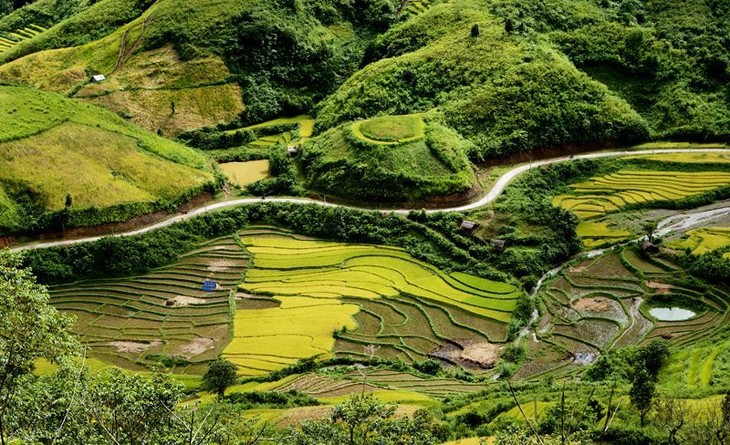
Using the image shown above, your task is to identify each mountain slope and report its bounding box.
[0,0,392,134]
[0,85,214,235]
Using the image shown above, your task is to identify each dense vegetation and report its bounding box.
[300,114,477,201]
[1,1,729,443]
[2,0,727,160]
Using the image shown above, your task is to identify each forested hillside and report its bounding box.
[1,0,727,151]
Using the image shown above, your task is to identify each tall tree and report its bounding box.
[203,359,238,399]
[0,250,78,445]
[630,369,655,427]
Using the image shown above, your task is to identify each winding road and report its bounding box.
[10,147,729,252]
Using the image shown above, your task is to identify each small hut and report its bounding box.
[460,220,478,232]
[639,240,659,254]
[91,74,106,82]
[490,239,507,252]
[287,145,299,156]
[201,279,217,292]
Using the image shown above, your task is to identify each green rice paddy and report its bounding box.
[553,169,730,247]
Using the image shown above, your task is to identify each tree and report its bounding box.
[630,369,655,427]
[504,18,514,35]
[654,398,688,445]
[471,24,480,38]
[0,250,78,445]
[284,394,437,445]
[64,194,73,209]
[203,359,238,399]
[81,370,183,444]
[634,340,670,378]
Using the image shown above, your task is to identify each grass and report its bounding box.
[0,85,212,232]
[0,11,243,136]
[49,236,248,374]
[0,85,207,167]
[353,114,426,144]
[302,115,476,201]
[223,296,360,376]
[219,160,271,187]
[667,227,730,255]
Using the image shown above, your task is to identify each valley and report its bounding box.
[0,0,729,444]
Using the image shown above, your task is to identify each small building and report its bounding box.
[287,145,299,155]
[201,279,217,292]
[639,240,659,254]
[490,239,507,252]
[460,220,478,232]
[91,74,106,82]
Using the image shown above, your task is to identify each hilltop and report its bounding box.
[0,85,214,235]
[0,0,728,204]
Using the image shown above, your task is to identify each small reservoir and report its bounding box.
[649,307,696,321]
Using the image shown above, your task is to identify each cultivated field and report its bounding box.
[668,226,730,256]
[521,247,730,381]
[209,115,315,162]
[49,236,248,374]
[224,228,519,374]
[553,169,730,247]
[0,24,46,53]
[219,160,271,187]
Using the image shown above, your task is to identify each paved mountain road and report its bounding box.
[11,147,729,252]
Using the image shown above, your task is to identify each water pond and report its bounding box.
[648,307,696,321]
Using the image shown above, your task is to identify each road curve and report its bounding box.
[11,147,729,252]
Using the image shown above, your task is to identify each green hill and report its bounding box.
[1,0,728,149]
[0,85,214,235]
[0,0,388,135]
[300,113,477,202]
[0,0,727,201]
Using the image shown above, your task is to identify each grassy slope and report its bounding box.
[300,113,476,201]
[315,0,648,159]
[0,85,212,233]
[0,0,373,132]
[0,1,244,135]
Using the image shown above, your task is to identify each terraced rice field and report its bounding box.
[629,152,730,164]
[242,231,519,320]
[219,160,270,186]
[524,247,730,380]
[223,296,359,376]
[553,169,730,247]
[0,24,46,53]
[225,228,519,374]
[49,236,248,374]
[336,295,507,365]
[668,226,730,256]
